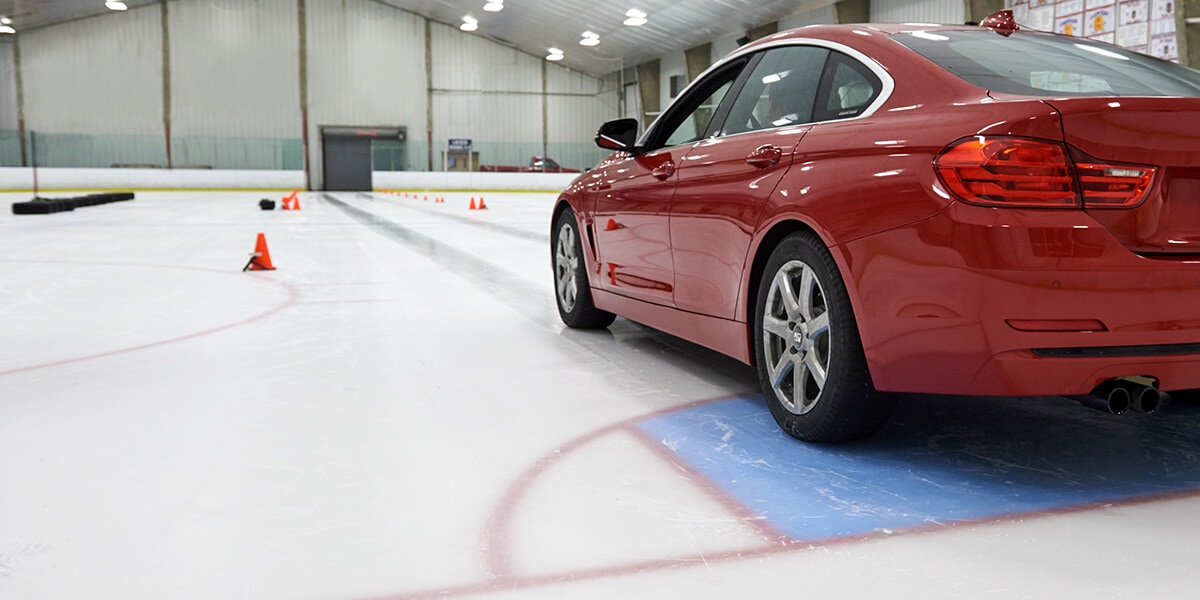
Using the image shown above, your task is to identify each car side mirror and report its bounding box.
[595,118,639,152]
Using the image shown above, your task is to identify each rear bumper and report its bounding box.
[840,202,1200,396]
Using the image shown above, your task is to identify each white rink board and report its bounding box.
[0,167,576,192]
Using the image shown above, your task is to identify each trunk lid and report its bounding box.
[1047,97,1200,255]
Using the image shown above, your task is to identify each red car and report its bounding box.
[480,156,581,173]
[551,11,1200,443]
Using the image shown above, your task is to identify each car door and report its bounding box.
[670,45,830,318]
[591,60,747,306]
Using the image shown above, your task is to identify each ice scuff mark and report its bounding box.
[705,419,776,470]
[0,543,52,580]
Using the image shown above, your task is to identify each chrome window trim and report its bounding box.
[639,36,897,147]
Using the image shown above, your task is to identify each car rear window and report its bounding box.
[891,29,1200,97]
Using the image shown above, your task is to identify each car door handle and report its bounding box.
[745,145,783,168]
[651,161,676,180]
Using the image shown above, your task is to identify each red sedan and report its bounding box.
[551,11,1200,442]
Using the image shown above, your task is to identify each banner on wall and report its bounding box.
[1008,0,1177,61]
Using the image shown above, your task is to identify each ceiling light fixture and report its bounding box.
[105,1,129,11]
[0,24,13,34]
[460,15,478,31]
[624,9,647,26]
[483,1,504,12]
[546,47,564,61]
[580,31,600,46]
[0,16,12,25]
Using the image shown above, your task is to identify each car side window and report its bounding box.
[661,79,736,148]
[721,46,829,136]
[813,53,882,121]
[648,59,747,150]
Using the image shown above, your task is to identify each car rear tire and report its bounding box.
[753,232,894,443]
[553,208,616,329]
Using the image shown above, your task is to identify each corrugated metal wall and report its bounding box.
[306,0,426,181]
[546,65,618,170]
[430,18,542,164]
[659,52,686,113]
[0,41,15,129]
[0,41,17,166]
[169,0,301,169]
[6,0,717,176]
[871,0,965,25]
[779,5,837,30]
[428,20,613,171]
[169,0,299,141]
[307,0,426,128]
[20,6,164,167]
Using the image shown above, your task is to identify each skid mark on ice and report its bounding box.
[0,260,299,377]
[323,193,758,396]
[359,192,550,243]
[324,194,551,322]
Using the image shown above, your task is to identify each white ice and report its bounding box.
[2,191,1199,599]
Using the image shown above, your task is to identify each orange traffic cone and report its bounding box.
[292,196,301,210]
[243,233,276,271]
[478,196,488,210]
[469,197,477,210]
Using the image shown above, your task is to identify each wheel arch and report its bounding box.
[552,197,601,285]
[743,218,860,369]
[551,197,574,236]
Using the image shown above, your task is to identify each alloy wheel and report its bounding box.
[761,259,831,415]
[555,222,579,313]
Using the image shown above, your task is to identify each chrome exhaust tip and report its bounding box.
[1069,381,1130,415]
[1126,383,1162,414]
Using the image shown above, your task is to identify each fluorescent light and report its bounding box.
[460,15,478,31]
[625,8,647,26]
[105,1,128,11]
[0,17,11,25]
[580,31,599,46]
[483,1,504,11]
[0,24,13,34]
[547,47,564,61]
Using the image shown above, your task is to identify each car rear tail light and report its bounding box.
[1072,160,1156,208]
[936,137,1077,208]
[936,137,1157,209]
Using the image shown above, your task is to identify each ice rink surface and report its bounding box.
[3,190,1200,599]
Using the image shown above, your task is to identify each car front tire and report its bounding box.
[553,208,616,329]
[753,232,894,443]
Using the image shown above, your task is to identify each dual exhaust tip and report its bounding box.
[1070,379,1161,416]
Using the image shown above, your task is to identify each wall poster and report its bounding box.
[1008,0,1178,61]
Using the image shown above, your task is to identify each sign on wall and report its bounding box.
[1008,0,1178,61]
